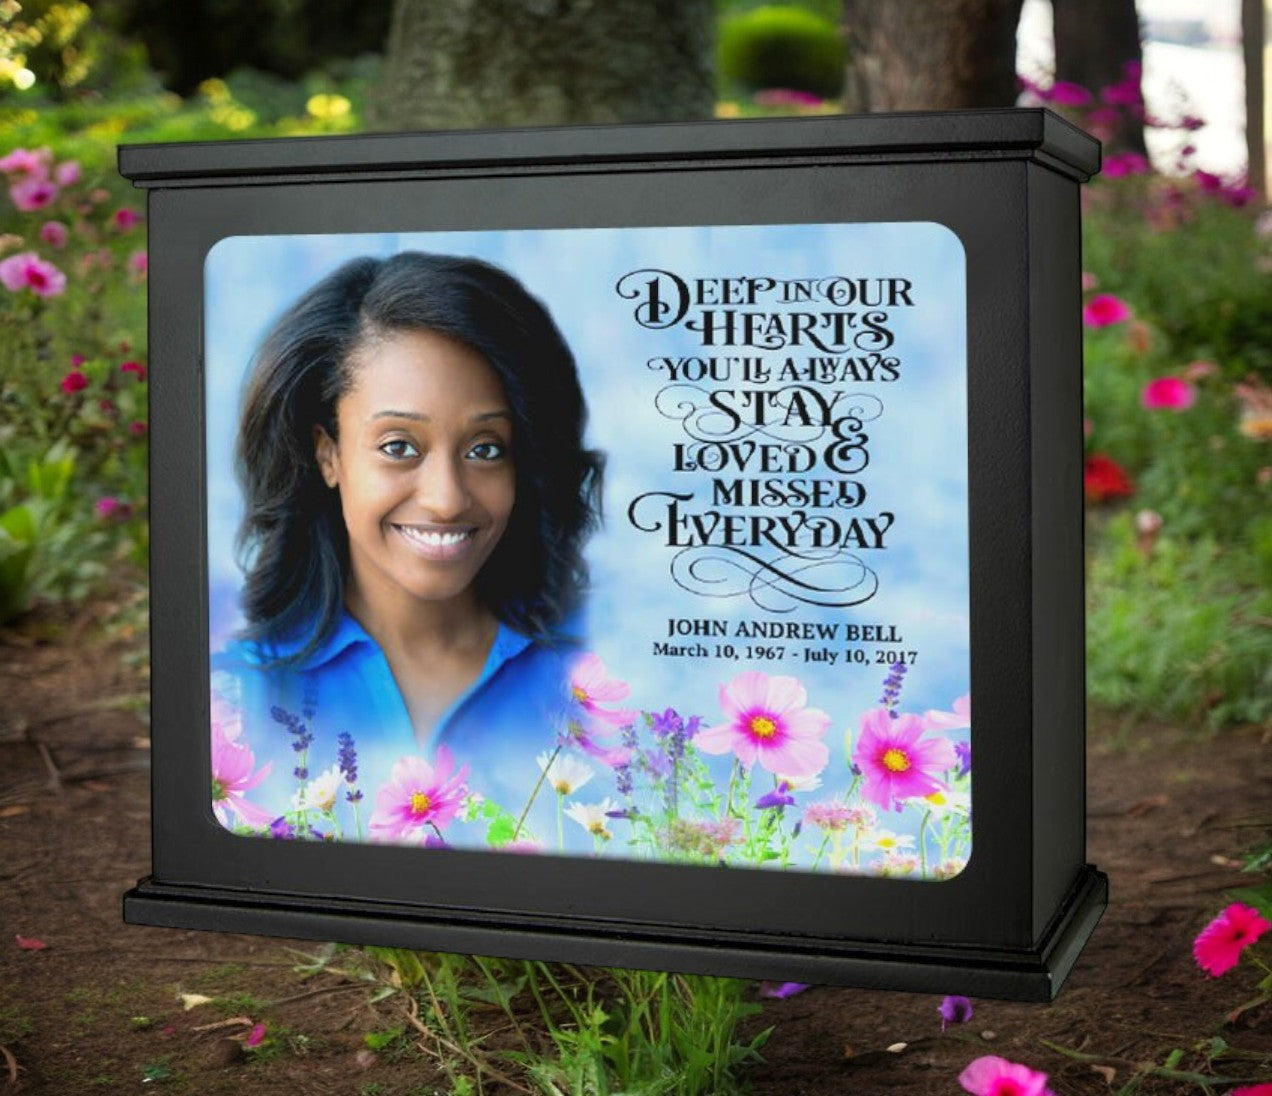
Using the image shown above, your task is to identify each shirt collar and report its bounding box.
[262,610,533,675]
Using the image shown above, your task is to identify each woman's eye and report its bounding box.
[467,440,507,462]
[380,438,420,460]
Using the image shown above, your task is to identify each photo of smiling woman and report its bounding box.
[210,252,604,852]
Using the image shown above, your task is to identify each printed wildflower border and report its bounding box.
[211,656,971,880]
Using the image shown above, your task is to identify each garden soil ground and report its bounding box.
[2,614,1270,1095]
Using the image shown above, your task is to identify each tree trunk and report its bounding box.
[841,0,1026,113]
[368,0,715,131]
[1053,0,1146,154]
[1243,0,1266,197]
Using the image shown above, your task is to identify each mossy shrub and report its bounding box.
[717,5,845,99]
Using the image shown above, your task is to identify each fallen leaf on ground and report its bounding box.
[1091,1064,1117,1084]
[0,805,29,818]
[1,1043,18,1084]
[15,935,47,950]
[886,1042,907,1053]
[179,993,215,1011]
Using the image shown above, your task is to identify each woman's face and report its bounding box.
[314,328,515,618]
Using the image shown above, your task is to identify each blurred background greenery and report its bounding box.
[0,0,1268,735]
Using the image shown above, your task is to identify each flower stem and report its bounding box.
[514,743,559,839]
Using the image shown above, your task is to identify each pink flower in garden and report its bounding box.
[1232,1085,1272,1096]
[853,708,957,811]
[696,671,831,777]
[60,370,89,394]
[39,221,68,249]
[959,1055,1053,1096]
[128,249,148,275]
[922,694,971,732]
[1080,271,1098,292]
[10,177,59,212]
[129,420,147,436]
[1193,902,1271,977]
[211,708,273,829]
[1140,376,1196,411]
[95,496,130,520]
[120,360,147,381]
[568,653,637,726]
[1083,293,1132,327]
[369,748,470,843]
[1103,151,1151,178]
[243,1022,268,1048]
[0,147,50,180]
[0,251,66,297]
[753,88,824,108]
[113,207,142,230]
[53,160,81,187]
[1044,80,1091,107]
[1183,359,1219,381]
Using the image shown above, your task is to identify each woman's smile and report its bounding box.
[391,522,480,560]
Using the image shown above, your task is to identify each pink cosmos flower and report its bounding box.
[922,693,971,732]
[1193,902,1271,977]
[369,749,470,843]
[53,160,81,187]
[60,370,89,394]
[0,148,50,180]
[696,670,831,777]
[39,221,68,249]
[959,1055,1053,1096]
[211,708,273,829]
[1083,293,1132,327]
[10,177,58,212]
[113,207,142,230]
[1141,376,1196,411]
[853,708,957,811]
[569,653,637,726]
[1232,1085,1272,1096]
[0,251,66,297]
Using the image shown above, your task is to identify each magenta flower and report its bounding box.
[369,749,470,843]
[1103,151,1151,177]
[1044,80,1092,107]
[120,360,147,381]
[129,420,147,436]
[1082,293,1132,328]
[39,221,68,249]
[113,207,142,230]
[696,671,831,777]
[243,1022,267,1049]
[959,1056,1053,1096]
[10,177,58,212]
[1232,1085,1272,1096]
[53,160,81,187]
[1141,376,1196,411]
[1193,902,1271,977]
[128,249,148,274]
[211,710,273,829]
[60,370,89,394]
[0,148,50,180]
[569,653,637,726]
[853,708,957,811]
[0,251,66,298]
[94,496,129,520]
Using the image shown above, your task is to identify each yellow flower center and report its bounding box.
[925,791,947,807]
[571,685,588,702]
[877,836,898,849]
[410,792,432,816]
[881,747,911,773]
[749,715,778,739]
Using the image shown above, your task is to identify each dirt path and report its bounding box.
[2,624,1269,1094]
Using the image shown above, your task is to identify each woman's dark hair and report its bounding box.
[235,251,603,662]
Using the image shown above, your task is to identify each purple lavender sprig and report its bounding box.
[270,704,314,780]
[878,661,908,718]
